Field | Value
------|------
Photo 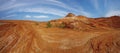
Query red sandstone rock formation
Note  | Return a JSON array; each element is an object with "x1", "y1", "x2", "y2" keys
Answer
[{"x1": 0, "y1": 14, "x2": 120, "y2": 53}]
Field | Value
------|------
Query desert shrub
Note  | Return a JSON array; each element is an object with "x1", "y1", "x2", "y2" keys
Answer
[
  {"x1": 46, "y1": 22, "x2": 52, "y2": 28},
  {"x1": 35, "y1": 22, "x2": 39, "y2": 25},
  {"x1": 59, "y1": 23, "x2": 66, "y2": 28}
]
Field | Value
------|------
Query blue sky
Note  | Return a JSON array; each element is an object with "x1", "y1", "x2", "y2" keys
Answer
[{"x1": 0, "y1": 0, "x2": 120, "y2": 21}]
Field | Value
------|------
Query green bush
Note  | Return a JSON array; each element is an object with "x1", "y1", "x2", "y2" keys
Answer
[
  {"x1": 46, "y1": 22, "x2": 52, "y2": 28},
  {"x1": 59, "y1": 23, "x2": 66, "y2": 28}
]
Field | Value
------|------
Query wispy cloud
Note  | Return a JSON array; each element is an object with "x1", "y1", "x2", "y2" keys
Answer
[
  {"x1": 104, "y1": 0, "x2": 120, "y2": 17},
  {"x1": 91, "y1": 0, "x2": 99, "y2": 10},
  {"x1": 25, "y1": 15, "x2": 49, "y2": 18},
  {"x1": 105, "y1": 10, "x2": 120, "y2": 17},
  {"x1": 1, "y1": 0, "x2": 119, "y2": 21},
  {"x1": 33, "y1": 15, "x2": 49, "y2": 18},
  {"x1": 80, "y1": 11, "x2": 91, "y2": 17},
  {"x1": 0, "y1": 0, "x2": 16, "y2": 7},
  {"x1": 0, "y1": 0, "x2": 79, "y2": 12},
  {"x1": 25, "y1": 15, "x2": 31, "y2": 18},
  {"x1": 0, "y1": 3, "x2": 28, "y2": 11},
  {"x1": 5, "y1": 14, "x2": 16, "y2": 18},
  {"x1": 19, "y1": 7, "x2": 68, "y2": 16},
  {"x1": 0, "y1": 0, "x2": 91, "y2": 17},
  {"x1": 0, "y1": 14, "x2": 16, "y2": 19},
  {"x1": 104, "y1": 0, "x2": 108, "y2": 8},
  {"x1": 38, "y1": 0, "x2": 85, "y2": 15}
]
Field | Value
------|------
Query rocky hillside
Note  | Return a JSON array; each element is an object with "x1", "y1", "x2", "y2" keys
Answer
[
  {"x1": 50, "y1": 13, "x2": 120, "y2": 30},
  {"x1": 0, "y1": 14, "x2": 120, "y2": 53}
]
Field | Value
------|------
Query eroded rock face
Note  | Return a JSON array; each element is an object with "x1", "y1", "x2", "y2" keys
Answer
[
  {"x1": 51, "y1": 15, "x2": 120, "y2": 30},
  {"x1": 89, "y1": 33, "x2": 120, "y2": 53},
  {"x1": 110, "y1": 16, "x2": 120, "y2": 28},
  {"x1": 89, "y1": 16, "x2": 120, "y2": 28}
]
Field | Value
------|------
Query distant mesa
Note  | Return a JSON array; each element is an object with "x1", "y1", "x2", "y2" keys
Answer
[{"x1": 65, "y1": 13, "x2": 76, "y2": 17}]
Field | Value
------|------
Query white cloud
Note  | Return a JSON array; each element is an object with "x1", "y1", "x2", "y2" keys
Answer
[
  {"x1": 25, "y1": 15, "x2": 49, "y2": 18},
  {"x1": 25, "y1": 15, "x2": 31, "y2": 18},
  {"x1": 104, "y1": 0, "x2": 120, "y2": 17},
  {"x1": 104, "y1": 0, "x2": 108, "y2": 8},
  {"x1": 0, "y1": 0, "x2": 16, "y2": 7},
  {"x1": 33, "y1": 15, "x2": 49, "y2": 18},
  {"x1": 1, "y1": 0, "x2": 91, "y2": 18},
  {"x1": 0, "y1": 3, "x2": 28, "y2": 11},
  {"x1": 0, "y1": 0, "x2": 75, "y2": 12},
  {"x1": 5, "y1": 14, "x2": 16, "y2": 18},
  {"x1": 105, "y1": 10, "x2": 120, "y2": 17},
  {"x1": 1, "y1": 14, "x2": 16, "y2": 19},
  {"x1": 91, "y1": 0, "x2": 99, "y2": 10},
  {"x1": 19, "y1": 8, "x2": 68, "y2": 16},
  {"x1": 80, "y1": 11, "x2": 91, "y2": 17},
  {"x1": 30, "y1": 0, "x2": 83, "y2": 13},
  {"x1": 0, "y1": 0, "x2": 84, "y2": 15}
]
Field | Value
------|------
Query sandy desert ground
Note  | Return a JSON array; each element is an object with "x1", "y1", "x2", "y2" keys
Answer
[{"x1": 0, "y1": 14, "x2": 120, "y2": 53}]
